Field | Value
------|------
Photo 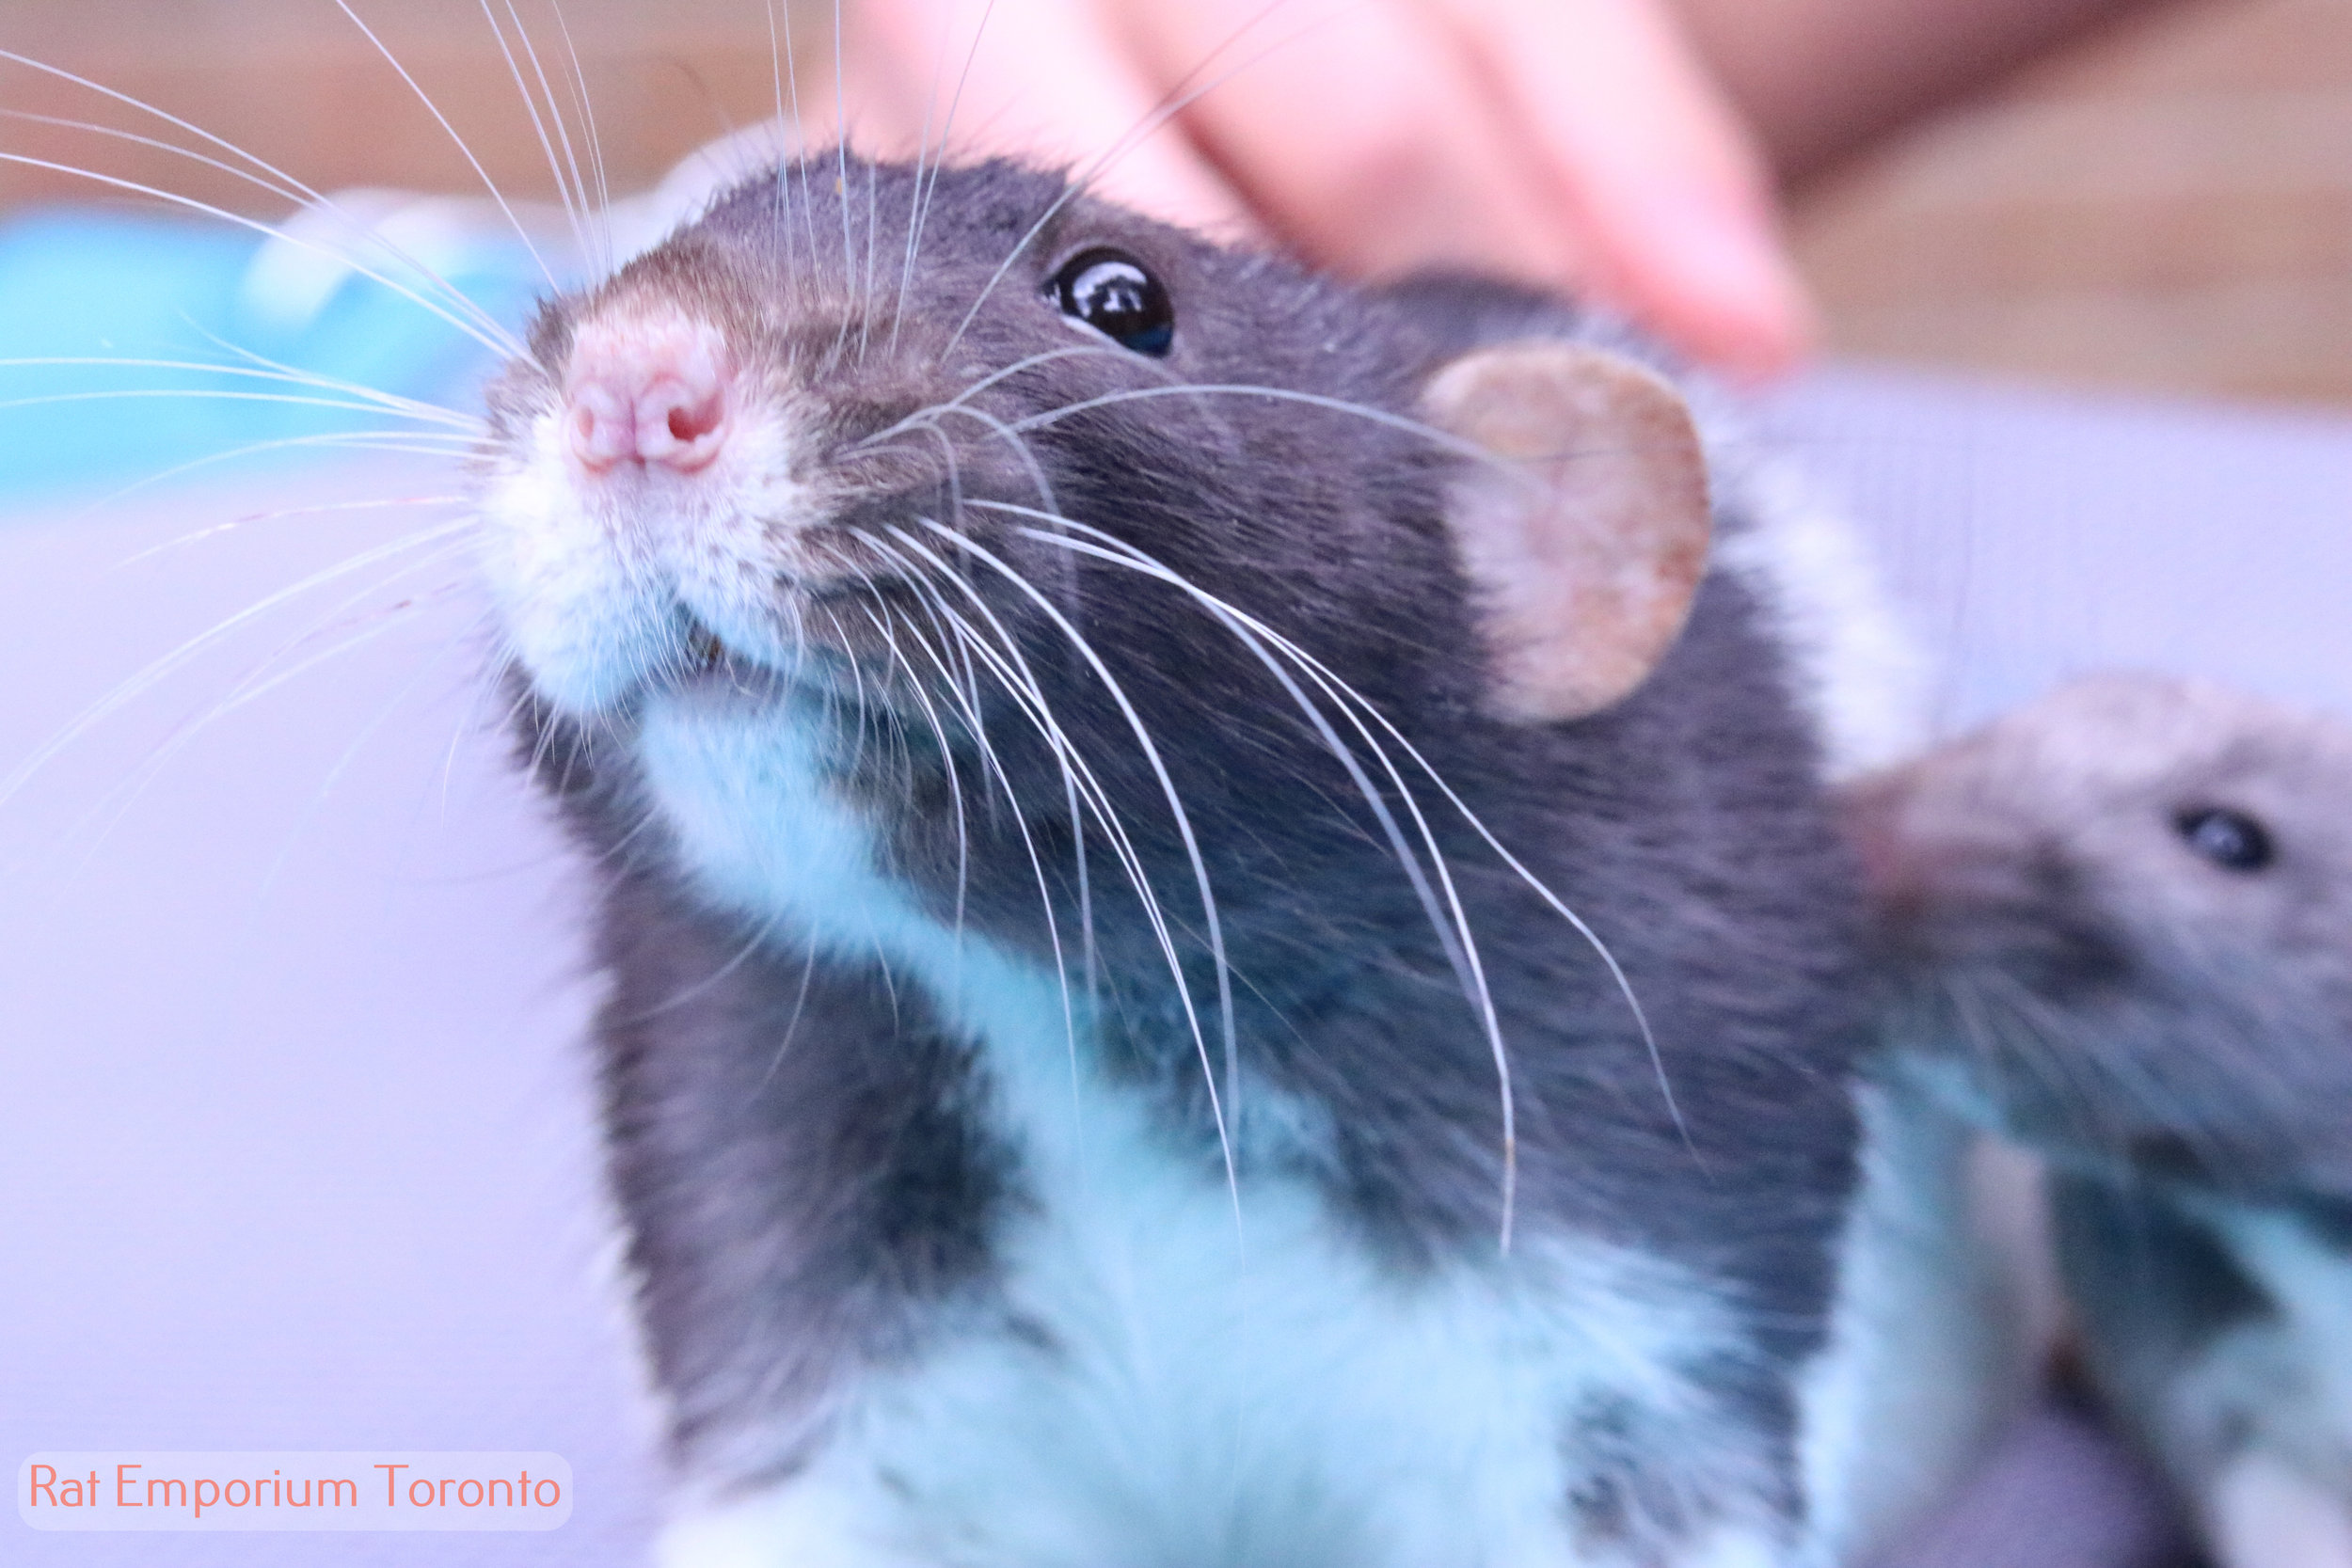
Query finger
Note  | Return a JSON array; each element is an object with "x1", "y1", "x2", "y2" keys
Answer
[
  {"x1": 1118, "y1": 0, "x2": 1593, "y2": 287},
  {"x1": 832, "y1": 0, "x2": 1255, "y2": 237},
  {"x1": 1445, "y1": 0, "x2": 1814, "y2": 377}
]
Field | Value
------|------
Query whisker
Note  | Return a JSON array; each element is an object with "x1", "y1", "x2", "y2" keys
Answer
[
  {"x1": 329, "y1": 0, "x2": 562, "y2": 292},
  {"x1": 250, "y1": 594, "x2": 505, "y2": 900},
  {"x1": 758, "y1": 0, "x2": 797, "y2": 273},
  {"x1": 0, "y1": 388, "x2": 481, "y2": 427},
  {"x1": 0, "y1": 515, "x2": 478, "y2": 810},
  {"x1": 976, "y1": 502, "x2": 1523, "y2": 1238},
  {"x1": 0, "y1": 357, "x2": 483, "y2": 432},
  {"x1": 539, "y1": 0, "x2": 612, "y2": 267},
  {"x1": 832, "y1": 0, "x2": 857, "y2": 361},
  {"x1": 0, "y1": 55, "x2": 516, "y2": 347},
  {"x1": 488, "y1": 0, "x2": 596, "y2": 262},
  {"x1": 1009, "y1": 382, "x2": 1497, "y2": 467},
  {"x1": 898, "y1": 518, "x2": 1243, "y2": 1214},
  {"x1": 891, "y1": 0, "x2": 1004, "y2": 356},
  {"x1": 0, "y1": 152, "x2": 521, "y2": 358},
  {"x1": 863, "y1": 545, "x2": 1091, "y2": 1149},
  {"x1": 119, "y1": 493, "x2": 472, "y2": 567},
  {"x1": 991, "y1": 501, "x2": 1689, "y2": 1212},
  {"x1": 42, "y1": 432, "x2": 475, "y2": 538},
  {"x1": 63, "y1": 536, "x2": 481, "y2": 860},
  {"x1": 850, "y1": 344, "x2": 1133, "y2": 452},
  {"x1": 870, "y1": 528, "x2": 1208, "y2": 1185}
]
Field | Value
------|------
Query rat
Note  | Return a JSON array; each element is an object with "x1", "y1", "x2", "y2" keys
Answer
[
  {"x1": 1845, "y1": 672, "x2": 2352, "y2": 1568},
  {"x1": 471, "y1": 148, "x2": 1949, "y2": 1567}
]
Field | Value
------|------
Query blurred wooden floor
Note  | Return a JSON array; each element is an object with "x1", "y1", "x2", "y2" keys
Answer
[
  {"x1": 3, "y1": 0, "x2": 2347, "y2": 404},
  {"x1": 1790, "y1": 0, "x2": 2352, "y2": 404}
]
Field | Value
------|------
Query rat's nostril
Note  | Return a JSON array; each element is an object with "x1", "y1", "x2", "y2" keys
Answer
[
  {"x1": 665, "y1": 388, "x2": 725, "y2": 446},
  {"x1": 562, "y1": 310, "x2": 734, "y2": 475},
  {"x1": 567, "y1": 380, "x2": 638, "y2": 472}
]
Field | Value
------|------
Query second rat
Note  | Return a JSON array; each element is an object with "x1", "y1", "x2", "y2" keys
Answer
[{"x1": 1850, "y1": 673, "x2": 2352, "y2": 1568}]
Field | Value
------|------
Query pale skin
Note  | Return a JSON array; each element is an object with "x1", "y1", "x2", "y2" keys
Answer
[{"x1": 818, "y1": 0, "x2": 2185, "y2": 380}]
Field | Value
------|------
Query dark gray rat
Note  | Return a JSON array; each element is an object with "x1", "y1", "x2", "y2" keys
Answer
[
  {"x1": 1847, "y1": 672, "x2": 2352, "y2": 1568},
  {"x1": 473, "y1": 149, "x2": 1919, "y2": 1567}
]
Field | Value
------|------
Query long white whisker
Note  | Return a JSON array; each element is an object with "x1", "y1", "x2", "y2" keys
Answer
[
  {"x1": 977, "y1": 503, "x2": 1521, "y2": 1240},
  {"x1": 993, "y1": 502, "x2": 1689, "y2": 1196},
  {"x1": 770, "y1": 0, "x2": 825, "y2": 271},
  {"x1": 864, "y1": 545, "x2": 1090, "y2": 1154},
  {"x1": 0, "y1": 388, "x2": 478, "y2": 424},
  {"x1": 850, "y1": 345, "x2": 1134, "y2": 452},
  {"x1": 0, "y1": 55, "x2": 516, "y2": 347},
  {"x1": 898, "y1": 519, "x2": 1243, "y2": 1214},
  {"x1": 328, "y1": 0, "x2": 562, "y2": 292},
  {"x1": 758, "y1": 0, "x2": 797, "y2": 271},
  {"x1": 0, "y1": 357, "x2": 483, "y2": 432},
  {"x1": 0, "y1": 153, "x2": 521, "y2": 358},
  {"x1": 250, "y1": 594, "x2": 503, "y2": 899},
  {"x1": 833, "y1": 0, "x2": 856, "y2": 329},
  {"x1": 1011, "y1": 382, "x2": 1496, "y2": 467},
  {"x1": 120, "y1": 493, "x2": 472, "y2": 567},
  {"x1": 59, "y1": 535, "x2": 480, "y2": 858},
  {"x1": 492, "y1": 0, "x2": 595, "y2": 261},
  {"x1": 536, "y1": 0, "x2": 612, "y2": 266},
  {"x1": 893, "y1": 0, "x2": 1003, "y2": 356},
  {"x1": 0, "y1": 515, "x2": 478, "y2": 809},
  {"x1": 873, "y1": 527, "x2": 1218, "y2": 1204},
  {"x1": 42, "y1": 433, "x2": 476, "y2": 537}
]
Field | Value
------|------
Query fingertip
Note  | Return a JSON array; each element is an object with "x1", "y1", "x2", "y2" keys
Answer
[{"x1": 1636, "y1": 195, "x2": 1818, "y2": 383}]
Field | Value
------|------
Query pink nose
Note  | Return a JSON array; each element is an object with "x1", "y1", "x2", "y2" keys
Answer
[{"x1": 564, "y1": 312, "x2": 733, "y2": 474}]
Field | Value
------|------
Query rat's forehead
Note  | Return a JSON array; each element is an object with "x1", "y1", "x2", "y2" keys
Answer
[
  {"x1": 692, "y1": 155, "x2": 1081, "y2": 265},
  {"x1": 1985, "y1": 674, "x2": 2352, "y2": 800}
]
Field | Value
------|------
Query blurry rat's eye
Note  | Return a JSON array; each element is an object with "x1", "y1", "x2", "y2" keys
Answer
[
  {"x1": 2177, "y1": 807, "x2": 2274, "y2": 871},
  {"x1": 1047, "y1": 249, "x2": 1173, "y2": 356}
]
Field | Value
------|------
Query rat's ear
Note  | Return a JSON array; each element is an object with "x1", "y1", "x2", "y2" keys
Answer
[{"x1": 1423, "y1": 341, "x2": 1711, "y2": 724}]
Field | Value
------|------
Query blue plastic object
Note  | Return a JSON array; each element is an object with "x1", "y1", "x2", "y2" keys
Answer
[{"x1": 0, "y1": 209, "x2": 542, "y2": 499}]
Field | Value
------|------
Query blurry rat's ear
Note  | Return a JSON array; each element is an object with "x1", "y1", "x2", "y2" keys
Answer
[{"x1": 1423, "y1": 341, "x2": 1711, "y2": 724}]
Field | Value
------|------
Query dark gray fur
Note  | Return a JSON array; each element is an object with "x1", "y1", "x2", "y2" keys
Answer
[{"x1": 491, "y1": 154, "x2": 1868, "y2": 1531}]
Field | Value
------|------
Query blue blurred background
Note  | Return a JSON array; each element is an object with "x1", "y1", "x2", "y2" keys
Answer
[{"x1": 0, "y1": 211, "x2": 536, "y2": 497}]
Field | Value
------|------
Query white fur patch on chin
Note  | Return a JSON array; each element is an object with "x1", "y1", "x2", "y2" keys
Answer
[
  {"x1": 476, "y1": 383, "x2": 818, "y2": 717},
  {"x1": 477, "y1": 416, "x2": 685, "y2": 714}
]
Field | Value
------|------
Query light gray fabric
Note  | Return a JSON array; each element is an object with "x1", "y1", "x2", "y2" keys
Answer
[{"x1": 11, "y1": 364, "x2": 2349, "y2": 1563}]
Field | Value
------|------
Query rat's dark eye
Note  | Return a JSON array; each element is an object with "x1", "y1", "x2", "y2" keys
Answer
[
  {"x1": 2176, "y1": 807, "x2": 2274, "y2": 871},
  {"x1": 1047, "y1": 248, "x2": 1173, "y2": 356}
]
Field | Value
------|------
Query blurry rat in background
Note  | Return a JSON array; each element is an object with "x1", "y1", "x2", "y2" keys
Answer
[{"x1": 1850, "y1": 674, "x2": 2352, "y2": 1568}]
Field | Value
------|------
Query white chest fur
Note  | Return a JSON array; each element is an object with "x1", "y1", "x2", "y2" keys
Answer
[{"x1": 637, "y1": 699, "x2": 1784, "y2": 1568}]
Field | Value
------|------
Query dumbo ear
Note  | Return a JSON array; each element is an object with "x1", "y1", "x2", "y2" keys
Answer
[{"x1": 1422, "y1": 341, "x2": 1711, "y2": 724}]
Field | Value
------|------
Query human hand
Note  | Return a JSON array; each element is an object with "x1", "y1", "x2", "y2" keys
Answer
[{"x1": 826, "y1": 0, "x2": 1811, "y2": 379}]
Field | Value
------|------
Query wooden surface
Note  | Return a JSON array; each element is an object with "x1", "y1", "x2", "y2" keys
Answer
[
  {"x1": 4, "y1": 0, "x2": 2348, "y2": 404},
  {"x1": 1789, "y1": 0, "x2": 2352, "y2": 404},
  {"x1": 0, "y1": 0, "x2": 801, "y2": 217}
]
